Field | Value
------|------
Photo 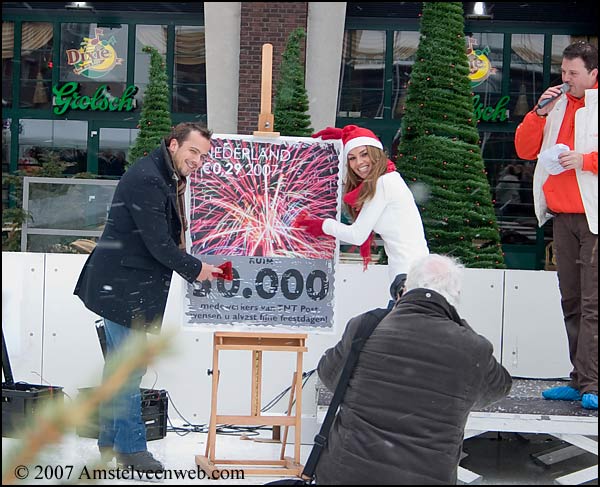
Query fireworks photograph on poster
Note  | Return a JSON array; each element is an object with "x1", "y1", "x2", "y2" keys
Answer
[{"x1": 189, "y1": 137, "x2": 340, "y2": 259}]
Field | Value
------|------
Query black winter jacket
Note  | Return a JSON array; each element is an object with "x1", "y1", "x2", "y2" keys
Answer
[
  {"x1": 316, "y1": 288, "x2": 512, "y2": 485},
  {"x1": 74, "y1": 142, "x2": 203, "y2": 332}
]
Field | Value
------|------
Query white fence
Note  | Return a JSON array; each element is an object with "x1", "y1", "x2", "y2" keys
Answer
[{"x1": 2, "y1": 252, "x2": 570, "y2": 427}]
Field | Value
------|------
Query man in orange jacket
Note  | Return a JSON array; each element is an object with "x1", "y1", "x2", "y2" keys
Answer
[{"x1": 515, "y1": 41, "x2": 597, "y2": 410}]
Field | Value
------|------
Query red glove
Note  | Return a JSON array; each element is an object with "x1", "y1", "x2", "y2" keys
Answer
[
  {"x1": 213, "y1": 261, "x2": 233, "y2": 281},
  {"x1": 293, "y1": 210, "x2": 326, "y2": 238},
  {"x1": 312, "y1": 127, "x2": 343, "y2": 140}
]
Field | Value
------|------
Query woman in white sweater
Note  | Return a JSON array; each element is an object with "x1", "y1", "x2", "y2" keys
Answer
[{"x1": 295, "y1": 125, "x2": 429, "y2": 299}]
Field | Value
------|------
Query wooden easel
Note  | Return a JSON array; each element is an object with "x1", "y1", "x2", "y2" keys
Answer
[
  {"x1": 195, "y1": 331, "x2": 308, "y2": 477},
  {"x1": 253, "y1": 43, "x2": 280, "y2": 137}
]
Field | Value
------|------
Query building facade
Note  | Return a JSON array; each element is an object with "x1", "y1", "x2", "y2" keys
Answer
[{"x1": 2, "y1": 2, "x2": 597, "y2": 268}]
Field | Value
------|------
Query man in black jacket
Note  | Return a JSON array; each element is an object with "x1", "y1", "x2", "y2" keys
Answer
[
  {"x1": 74, "y1": 122, "x2": 223, "y2": 471},
  {"x1": 316, "y1": 254, "x2": 512, "y2": 485}
]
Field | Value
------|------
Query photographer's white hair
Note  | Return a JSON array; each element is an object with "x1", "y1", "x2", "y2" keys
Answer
[{"x1": 404, "y1": 254, "x2": 464, "y2": 307}]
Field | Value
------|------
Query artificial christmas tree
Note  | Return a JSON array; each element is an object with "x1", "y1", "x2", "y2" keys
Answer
[
  {"x1": 273, "y1": 28, "x2": 313, "y2": 136},
  {"x1": 396, "y1": 2, "x2": 504, "y2": 268},
  {"x1": 128, "y1": 46, "x2": 172, "y2": 167}
]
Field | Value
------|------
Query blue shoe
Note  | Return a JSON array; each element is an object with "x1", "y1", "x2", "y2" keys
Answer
[
  {"x1": 542, "y1": 386, "x2": 581, "y2": 401},
  {"x1": 581, "y1": 393, "x2": 598, "y2": 410}
]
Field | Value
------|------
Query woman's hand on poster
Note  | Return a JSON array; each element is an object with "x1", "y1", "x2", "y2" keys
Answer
[{"x1": 293, "y1": 210, "x2": 326, "y2": 237}]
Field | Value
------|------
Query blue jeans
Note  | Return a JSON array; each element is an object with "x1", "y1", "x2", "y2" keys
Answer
[{"x1": 98, "y1": 318, "x2": 147, "y2": 454}]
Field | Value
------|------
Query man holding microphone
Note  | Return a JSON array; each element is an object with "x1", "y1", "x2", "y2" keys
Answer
[{"x1": 515, "y1": 41, "x2": 597, "y2": 410}]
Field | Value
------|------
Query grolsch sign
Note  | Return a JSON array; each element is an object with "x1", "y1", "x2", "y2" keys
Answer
[{"x1": 52, "y1": 82, "x2": 137, "y2": 115}]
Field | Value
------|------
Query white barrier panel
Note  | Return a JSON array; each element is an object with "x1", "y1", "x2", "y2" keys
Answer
[
  {"x1": 1, "y1": 253, "x2": 571, "y2": 425},
  {"x1": 502, "y1": 270, "x2": 571, "y2": 378},
  {"x1": 42, "y1": 253, "x2": 105, "y2": 394},
  {"x1": 460, "y1": 268, "x2": 505, "y2": 362},
  {"x1": 2, "y1": 252, "x2": 45, "y2": 385}
]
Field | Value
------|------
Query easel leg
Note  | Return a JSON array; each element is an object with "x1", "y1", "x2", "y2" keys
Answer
[
  {"x1": 251, "y1": 351, "x2": 263, "y2": 416},
  {"x1": 205, "y1": 345, "x2": 220, "y2": 460},
  {"x1": 294, "y1": 352, "x2": 304, "y2": 463},
  {"x1": 280, "y1": 372, "x2": 297, "y2": 460}
]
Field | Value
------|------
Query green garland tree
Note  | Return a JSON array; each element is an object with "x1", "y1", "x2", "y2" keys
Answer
[
  {"x1": 128, "y1": 46, "x2": 172, "y2": 167},
  {"x1": 274, "y1": 28, "x2": 313, "y2": 136},
  {"x1": 396, "y1": 2, "x2": 504, "y2": 268}
]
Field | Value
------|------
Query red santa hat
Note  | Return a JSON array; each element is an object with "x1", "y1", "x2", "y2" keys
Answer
[
  {"x1": 312, "y1": 125, "x2": 383, "y2": 162},
  {"x1": 341, "y1": 125, "x2": 383, "y2": 161},
  {"x1": 312, "y1": 125, "x2": 383, "y2": 163}
]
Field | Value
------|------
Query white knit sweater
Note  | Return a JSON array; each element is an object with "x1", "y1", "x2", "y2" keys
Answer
[{"x1": 323, "y1": 172, "x2": 429, "y2": 284}]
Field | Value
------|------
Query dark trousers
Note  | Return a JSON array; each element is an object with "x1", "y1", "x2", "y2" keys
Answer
[{"x1": 553, "y1": 213, "x2": 598, "y2": 394}]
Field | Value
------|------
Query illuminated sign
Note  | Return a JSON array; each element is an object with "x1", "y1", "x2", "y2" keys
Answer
[
  {"x1": 65, "y1": 28, "x2": 124, "y2": 79},
  {"x1": 466, "y1": 37, "x2": 497, "y2": 87},
  {"x1": 52, "y1": 82, "x2": 137, "y2": 115},
  {"x1": 473, "y1": 95, "x2": 509, "y2": 122}
]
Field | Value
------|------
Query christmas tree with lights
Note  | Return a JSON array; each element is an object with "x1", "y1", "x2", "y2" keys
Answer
[
  {"x1": 396, "y1": 2, "x2": 504, "y2": 268},
  {"x1": 274, "y1": 28, "x2": 313, "y2": 136},
  {"x1": 128, "y1": 46, "x2": 172, "y2": 167}
]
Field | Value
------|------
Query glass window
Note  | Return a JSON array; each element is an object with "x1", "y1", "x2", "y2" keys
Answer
[
  {"x1": 480, "y1": 132, "x2": 537, "y2": 245},
  {"x1": 19, "y1": 22, "x2": 53, "y2": 109},
  {"x1": 551, "y1": 35, "x2": 575, "y2": 85},
  {"x1": 2, "y1": 118, "x2": 10, "y2": 173},
  {"x1": 466, "y1": 33, "x2": 504, "y2": 108},
  {"x1": 21, "y1": 177, "x2": 118, "y2": 253},
  {"x1": 59, "y1": 23, "x2": 128, "y2": 99},
  {"x1": 134, "y1": 24, "x2": 167, "y2": 109},
  {"x1": 18, "y1": 119, "x2": 88, "y2": 175},
  {"x1": 173, "y1": 25, "x2": 206, "y2": 114},
  {"x1": 509, "y1": 34, "x2": 544, "y2": 121},
  {"x1": 98, "y1": 127, "x2": 139, "y2": 177},
  {"x1": 26, "y1": 180, "x2": 115, "y2": 230},
  {"x1": 338, "y1": 30, "x2": 385, "y2": 119},
  {"x1": 2, "y1": 22, "x2": 14, "y2": 108},
  {"x1": 2, "y1": 118, "x2": 11, "y2": 208},
  {"x1": 392, "y1": 31, "x2": 419, "y2": 119}
]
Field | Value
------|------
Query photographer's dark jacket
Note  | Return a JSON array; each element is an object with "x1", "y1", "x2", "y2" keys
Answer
[
  {"x1": 74, "y1": 142, "x2": 202, "y2": 332},
  {"x1": 316, "y1": 288, "x2": 512, "y2": 485}
]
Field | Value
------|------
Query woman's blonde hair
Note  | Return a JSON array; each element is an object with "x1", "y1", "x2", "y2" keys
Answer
[{"x1": 344, "y1": 145, "x2": 389, "y2": 218}]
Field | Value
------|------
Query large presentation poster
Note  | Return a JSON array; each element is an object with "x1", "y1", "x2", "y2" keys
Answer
[{"x1": 184, "y1": 135, "x2": 342, "y2": 329}]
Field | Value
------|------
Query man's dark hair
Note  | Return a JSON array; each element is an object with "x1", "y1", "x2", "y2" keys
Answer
[
  {"x1": 166, "y1": 122, "x2": 212, "y2": 146},
  {"x1": 563, "y1": 41, "x2": 598, "y2": 73}
]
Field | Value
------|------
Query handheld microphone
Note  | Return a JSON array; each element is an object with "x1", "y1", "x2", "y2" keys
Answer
[{"x1": 537, "y1": 83, "x2": 569, "y2": 109}]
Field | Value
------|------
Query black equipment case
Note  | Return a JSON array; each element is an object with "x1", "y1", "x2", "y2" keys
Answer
[{"x1": 2, "y1": 328, "x2": 64, "y2": 438}]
